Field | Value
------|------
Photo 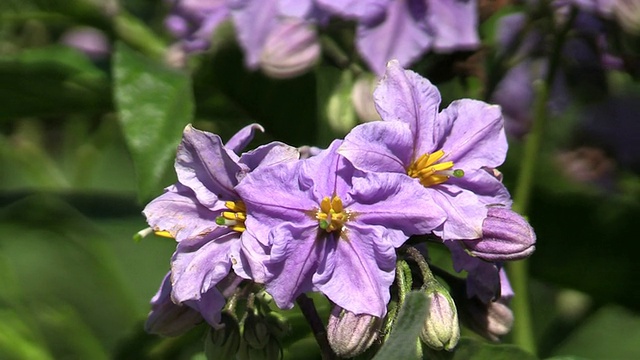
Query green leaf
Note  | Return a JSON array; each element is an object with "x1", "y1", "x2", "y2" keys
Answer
[
  {"x1": 422, "y1": 337, "x2": 538, "y2": 360},
  {"x1": 113, "y1": 42, "x2": 194, "y2": 201},
  {"x1": 549, "y1": 305, "x2": 640, "y2": 359},
  {"x1": 374, "y1": 291, "x2": 430, "y2": 360},
  {"x1": 0, "y1": 46, "x2": 111, "y2": 120}
]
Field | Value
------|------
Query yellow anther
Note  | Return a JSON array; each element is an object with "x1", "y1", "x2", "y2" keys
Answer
[
  {"x1": 154, "y1": 230, "x2": 174, "y2": 238},
  {"x1": 408, "y1": 150, "x2": 462, "y2": 187},
  {"x1": 216, "y1": 200, "x2": 247, "y2": 233},
  {"x1": 316, "y1": 195, "x2": 350, "y2": 233}
]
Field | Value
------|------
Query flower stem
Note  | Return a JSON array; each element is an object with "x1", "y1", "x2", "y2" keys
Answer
[
  {"x1": 507, "y1": 76, "x2": 548, "y2": 357},
  {"x1": 508, "y1": 8, "x2": 576, "y2": 354},
  {"x1": 296, "y1": 294, "x2": 337, "y2": 360}
]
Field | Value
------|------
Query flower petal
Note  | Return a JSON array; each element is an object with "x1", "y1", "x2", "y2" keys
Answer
[
  {"x1": 316, "y1": 0, "x2": 391, "y2": 24},
  {"x1": 176, "y1": 125, "x2": 242, "y2": 206},
  {"x1": 170, "y1": 232, "x2": 238, "y2": 303},
  {"x1": 438, "y1": 100, "x2": 507, "y2": 169},
  {"x1": 357, "y1": 4, "x2": 432, "y2": 75},
  {"x1": 349, "y1": 172, "x2": 446, "y2": 244},
  {"x1": 239, "y1": 141, "x2": 300, "y2": 172},
  {"x1": 374, "y1": 60, "x2": 441, "y2": 156},
  {"x1": 431, "y1": 187, "x2": 487, "y2": 240},
  {"x1": 145, "y1": 273, "x2": 203, "y2": 336},
  {"x1": 225, "y1": 123, "x2": 264, "y2": 154},
  {"x1": 339, "y1": 121, "x2": 413, "y2": 173},
  {"x1": 263, "y1": 224, "x2": 323, "y2": 310},
  {"x1": 230, "y1": 0, "x2": 279, "y2": 68},
  {"x1": 143, "y1": 183, "x2": 228, "y2": 242},
  {"x1": 315, "y1": 223, "x2": 396, "y2": 317},
  {"x1": 428, "y1": 0, "x2": 480, "y2": 52}
]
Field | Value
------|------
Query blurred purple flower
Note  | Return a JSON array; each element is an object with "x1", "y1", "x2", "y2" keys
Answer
[
  {"x1": 340, "y1": 60, "x2": 511, "y2": 240},
  {"x1": 229, "y1": 0, "x2": 326, "y2": 69},
  {"x1": 165, "y1": 0, "x2": 231, "y2": 52},
  {"x1": 259, "y1": 18, "x2": 321, "y2": 78},
  {"x1": 235, "y1": 140, "x2": 446, "y2": 317},
  {"x1": 143, "y1": 124, "x2": 298, "y2": 327},
  {"x1": 145, "y1": 273, "x2": 204, "y2": 336},
  {"x1": 319, "y1": 0, "x2": 480, "y2": 75},
  {"x1": 60, "y1": 27, "x2": 110, "y2": 60}
]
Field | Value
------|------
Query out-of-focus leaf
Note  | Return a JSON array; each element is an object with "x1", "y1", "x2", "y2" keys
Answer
[
  {"x1": 0, "y1": 194, "x2": 144, "y2": 354},
  {"x1": 113, "y1": 42, "x2": 194, "y2": 201},
  {"x1": 0, "y1": 310, "x2": 53, "y2": 360},
  {"x1": 0, "y1": 46, "x2": 111, "y2": 120},
  {"x1": 316, "y1": 66, "x2": 357, "y2": 146},
  {"x1": 283, "y1": 337, "x2": 322, "y2": 360},
  {"x1": 374, "y1": 291, "x2": 430, "y2": 360},
  {"x1": 549, "y1": 305, "x2": 640, "y2": 359},
  {"x1": 423, "y1": 337, "x2": 538, "y2": 360}
]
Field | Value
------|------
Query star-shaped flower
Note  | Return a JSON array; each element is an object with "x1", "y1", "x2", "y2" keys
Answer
[
  {"x1": 235, "y1": 140, "x2": 445, "y2": 317},
  {"x1": 143, "y1": 124, "x2": 298, "y2": 327},
  {"x1": 339, "y1": 60, "x2": 511, "y2": 240}
]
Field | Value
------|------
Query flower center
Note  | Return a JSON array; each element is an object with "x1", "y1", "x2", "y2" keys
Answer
[
  {"x1": 407, "y1": 150, "x2": 464, "y2": 187},
  {"x1": 215, "y1": 200, "x2": 247, "y2": 232},
  {"x1": 316, "y1": 196, "x2": 350, "y2": 233}
]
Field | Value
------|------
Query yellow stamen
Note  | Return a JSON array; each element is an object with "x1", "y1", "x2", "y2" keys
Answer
[
  {"x1": 316, "y1": 196, "x2": 350, "y2": 233},
  {"x1": 216, "y1": 200, "x2": 246, "y2": 232},
  {"x1": 154, "y1": 230, "x2": 174, "y2": 238},
  {"x1": 407, "y1": 150, "x2": 463, "y2": 187}
]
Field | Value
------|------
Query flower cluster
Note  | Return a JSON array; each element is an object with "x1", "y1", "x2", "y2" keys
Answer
[
  {"x1": 165, "y1": 0, "x2": 481, "y2": 77},
  {"x1": 143, "y1": 60, "x2": 535, "y2": 357}
]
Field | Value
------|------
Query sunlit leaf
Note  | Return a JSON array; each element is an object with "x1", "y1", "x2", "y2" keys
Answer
[{"x1": 113, "y1": 42, "x2": 194, "y2": 201}]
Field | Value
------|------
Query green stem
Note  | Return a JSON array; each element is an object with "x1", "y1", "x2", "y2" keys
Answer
[
  {"x1": 508, "y1": 9, "x2": 577, "y2": 354},
  {"x1": 507, "y1": 76, "x2": 548, "y2": 357}
]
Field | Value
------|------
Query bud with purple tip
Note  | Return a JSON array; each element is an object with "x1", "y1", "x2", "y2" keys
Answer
[
  {"x1": 463, "y1": 207, "x2": 536, "y2": 261},
  {"x1": 326, "y1": 306, "x2": 382, "y2": 358},
  {"x1": 420, "y1": 283, "x2": 460, "y2": 351}
]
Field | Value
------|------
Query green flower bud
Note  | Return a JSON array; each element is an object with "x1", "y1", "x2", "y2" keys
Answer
[
  {"x1": 205, "y1": 313, "x2": 241, "y2": 360},
  {"x1": 243, "y1": 312, "x2": 270, "y2": 350},
  {"x1": 326, "y1": 306, "x2": 382, "y2": 358},
  {"x1": 420, "y1": 284, "x2": 460, "y2": 351}
]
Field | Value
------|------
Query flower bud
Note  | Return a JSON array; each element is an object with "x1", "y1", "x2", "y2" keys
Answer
[
  {"x1": 259, "y1": 19, "x2": 320, "y2": 79},
  {"x1": 351, "y1": 75, "x2": 382, "y2": 122},
  {"x1": 145, "y1": 274, "x2": 202, "y2": 336},
  {"x1": 205, "y1": 312, "x2": 241, "y2": 359},
  {"x1": 242, "y1": 312, "x2": 271, "y2": 349},
  {"x1": 420, "y1": 284, "x2": 460, "y2": 351},
  {"x1": 236, "y1": 311, "x2": 283, "y2": 360},
  {"x1": 326, "y1": 306, "x2": 382, "y2": 358},
  {"x1": 458, "y1": 295, "x2": 514, "y2": 342},
  {"x1": 463, "y1": 207, "x2": 536, "y2": 261}
]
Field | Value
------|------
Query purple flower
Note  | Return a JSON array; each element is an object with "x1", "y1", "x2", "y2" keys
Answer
[
  {"x1": 339, "y1": 60, "x2": 511, "y2": 240},
  {"x1": 165, "y1": 0, "x2": 231, "y2": 52},
  {"x1": 319, "y1": 0, "x2": 480, "y2": 75},
  {"x1": 60, "y1": 27, "x2": 110, "y2": 60},
  {"x1": 229, "y1": 0, "x2": 326, "y2": 69},
  {"x1": 143, "y1": 124, "x2": 298, "y2": 327},
  {"x1": 145, "y1": 273, "x2": 203, "y2": 336},
  {"x1": 235, "y1": 141, "x2": 446, "y2": 317},
  {"x1": 259, "y1": 18, "x2": 321, "y2": 78}
]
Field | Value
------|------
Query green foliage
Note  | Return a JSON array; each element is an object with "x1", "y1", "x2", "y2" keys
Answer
[
  {"x1": 423, "y1": 337, "x2": 538, "y2": 360},
  {"x1": 0, "y1": 46, "x2": 111, "y2": 120},
  {"x1": 113, "y1": 42, "x2": 194, "y2": 201},
  {"x1": 374, "y1": 291, "x2": 430, "y2": 360}
]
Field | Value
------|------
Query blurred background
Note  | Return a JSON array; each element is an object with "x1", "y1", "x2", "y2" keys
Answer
[{"x1": 1, "y1": 0, "x2": 640, "y2": 359}]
